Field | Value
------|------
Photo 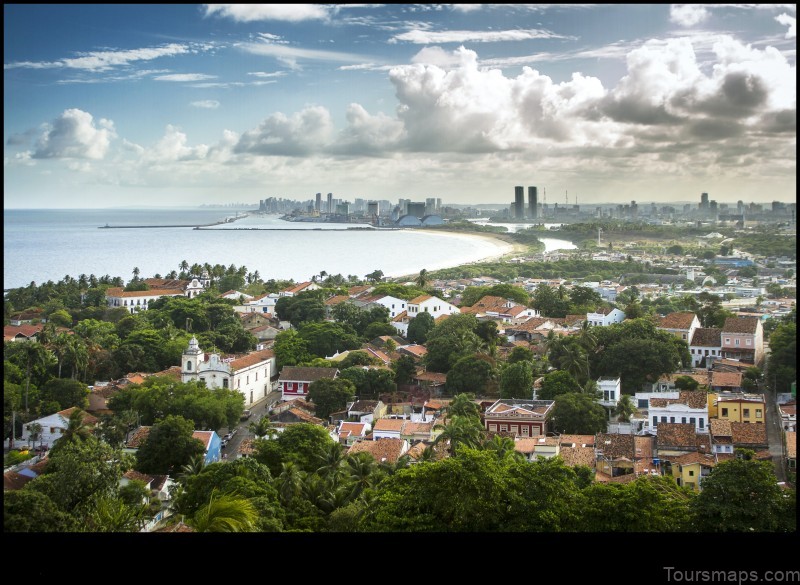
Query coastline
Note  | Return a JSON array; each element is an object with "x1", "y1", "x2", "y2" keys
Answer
[{"x1": 389, "y1": 229, "x2": 528, "y2": 281}]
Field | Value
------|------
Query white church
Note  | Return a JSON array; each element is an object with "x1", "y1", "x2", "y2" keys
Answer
[{"x1": 181, "y1": 337, "x2": 276, "y2": 407}]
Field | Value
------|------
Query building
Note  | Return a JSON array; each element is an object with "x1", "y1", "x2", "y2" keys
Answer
[
  {"x1": 20, "y1": 407, "x2": 98, "y2": 450},
  {"x1": 483, "y1": 399, "x2": 554, "y2": 437},
  {"x1": 649, "y1": 391, "x2": 709, "y2": 433},
  {"x1": 528, "y1": 186, "x2": 538, "y2": 219},
  {"x1": 278, "y1": 366, "x2": 339, "y2": 401},
  {"x1": 347, "y1": 437, "x2": 410, "y2": 463},
  {"x1": 105, "y1": 277, "x2": 205, "y2": 314},
  {"x1": 669, "y1": 451, "x2": 718, "y2": 492},
  {"x1": 406, "y1": 295, "x2": 460, "y2": 319},
  {"x1": 181, "y1": 337, "x2": 275, "y2": 407},
  {"x1": 657, "y1": 312, "x2": 701, "y2": 343},
  {"x1": 689, "y1": 327, "x2": 722, "y2": 367},
  {"x1": 514, "y1": 186, "x2": 525, "y2": 219},
  {"x1": 586, "y1": 307, "x2": 625, "y2": 327},
  {"x1": 709, "y1": 392, "x2": 766, "y2": 424},
  {"x1": 720, "y1": 316, "x2": 764, "y2": 365}
]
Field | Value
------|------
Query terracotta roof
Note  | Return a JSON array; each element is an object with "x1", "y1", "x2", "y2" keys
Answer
[
  {"x1": 779, "y1": 402, "x2": 796, "y2": 417},
  {"x1": 651, "y1": 389, "x2": 708, "y2": 408},
  {"x1": 57, "y1": 407, "x2": 98, "y2": 426},
  {"x1": 238, "y1": 438, "x2": 257, "y2": 456},
  {"x1": 286, "y1": 408, "x2": 324, "y2": 424},
  {"x1": 786, "y1": 431, "x2": 796, "y2": 459},
  {"x1": 731, "y1": 422, "x2": 768, "y2": 446},
  {"x1": 348, "y1": 285, "x2": 374, "y2": 297},
  {"x1": 710, "y1": 418, "x2": 733, "y2": 437},
  {"x1": 634, "y1": 435, "x2": 654, "y2": 460},
  {"x1": 144, "y1": 278, "x2": 190, "y2": 289},
  {"x1": 596, "y1": 433, "x2": 635, "y2": 459},
  {"x1": 105, "y1": 287, "x2": 185, "y2": 298},
  {"x1": 324, "y1": 295, "x2": 351, "y2": 306},
  {"x1": 4, "y1": 471, "x2": 35, "y2": 491},
  {"x1": 402, "y1": 421, "x2": 433, "y2": 436},
  {"x1": 391, "y1": 310, "x2": 408, "y2": 322},
  {"x1": 711, "y1": 371, "x2": 743, "y2": 388},
  {"x1": 408, "y1": 295, "x2": 433, "y2": 304},
  {"x1": 690, "y1": 327, "x2": 721, "y2": 347},
  {"x1": 126, "y1": 426, "x2": 152, "y2": 448},
  {"x1": 192, "y1": 430, "x2": 214, "y2": 450},
  {"x1": 405, "y1": 441, "x2": 429, "y2": 460},
  {"x1": 349, "y1": 400, "x2": 379, "y2": 413},
  {"x1": 656, "y1": 423, "x2": 702, "y2": 450},
  {"x1": 658, "y1": 312, "x2": 698, "y2": 330},
  {"x1": 278, "y1": 366, "x2": 338, "y2": 382},
  {"x1": 123, "y1": 469, "x2": 154, "y2": 485},
  {"x1": 3, "y1": 324, "x2": 44, "y2": 341},
  {"x1": 413, "y1": 370, "x2": 447, "y2": 384},
  {"x1": 460, "y1": 295, "x2": 511, "y2": 314},
  {"x1": 347, "y1": 438, "x2": 407, "y2": 463},
  {"x1": 669, "y1": 451, "x2": 718, "y2": 467},
  {"x1": 339, "y1": 422, "x2": 368, "y2": 436},
  {"x1": 423, "y1": 400, "x2": 450, "y2": 410},
  {"x1": 722, "y1": 316, "x2": 760, "y2": 334},
  {"x1": 230, "y1": 348, "x2": 275, "y2": 371},
  {"x1": 560, "y1": 434, "x2": 595, "y2": 447},
  {"x1": 399, "y1": 344, "x2": 427, "y2": 357},
  {"x1": 284, "y1": 281, "x2": 314, "y2": 294},
  {"x1": 373, "y1": 418, "x2": 405, "y2": 432},
  {"x1": 486, "y1": 399, "x2": 553, "y2": 418},
  {"x1": 508, "y1": 317, "x2": 554, "y2": 332},
  {"x1": 559, "y1": 446, "x2": 596, "y2": 467}
]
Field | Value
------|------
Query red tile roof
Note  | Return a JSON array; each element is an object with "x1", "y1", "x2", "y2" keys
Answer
[
  {"x1": 722, "y1": 316, "x2": 760, "y2": 334},
  {"x1": 408, "y1": 295, "x2": 433, "y2": 304},
  {"x1": 230, "y1": 348, "x2": 275, "y2": 371},
  {"x1": 659, "y1": 312, "x2": 698, "y2": 330},
  {"x1": 347, "y1": 438, "x2": 407, "y2": 462}
]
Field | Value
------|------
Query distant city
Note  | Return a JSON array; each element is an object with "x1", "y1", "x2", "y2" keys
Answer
[{"x1": 203, "y1": 188, "x2": 797, "y2": 229}]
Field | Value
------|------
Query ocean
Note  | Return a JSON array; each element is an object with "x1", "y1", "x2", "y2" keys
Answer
[{"x1": 3, "y1": 208, "x2": 575, "y2": 290}]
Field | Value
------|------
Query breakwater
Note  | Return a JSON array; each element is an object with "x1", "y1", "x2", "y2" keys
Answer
[{"x1": 99, "y1": 213, "x2": 248, "y2": 229}]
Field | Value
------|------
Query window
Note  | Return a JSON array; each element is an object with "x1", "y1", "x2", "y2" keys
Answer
[
  {"x1": 721, "y1": 408, "x2": 728, "y2": 417},
  {"x1": 500, "y1": 424, "x2": 508, "y2": 432},
  {"x1": 735, "y1": 339, "x2": 740, "y2": 346},
  {"x1": 725, "y1": 338, "x2": 731, "y2": 344},
  {"x1": 510, "y1": 425, "x2": 519, "y2": 434},
  {"x1": 690, "y1": 417, "x2": 696, "y2": 425},
  {"x1": 689, "y1": 470, "x2": 695, "y2": 477},
  {"x1": 237, "y1": 379, "x2": 240, "y2": 389},
  {"x1": 746, "y1": 339, "x2": 751, "y2": 345},
  {"x1": 670, "y1": 417, "x2": 675, "y2": 423},
  {"x1": 699, "y1": 419, "x2": 704, "y2": 429},
  {"x1": 661, "y1": 416, "x2": 667, "y2": 423},
  {"x1": 639, "y1": 399, "x2": 649, "y2": 408},
  {"x1": 756, "y1": 409, "x2": 762, "y2": 418},
  {"x1": 255, "y1": 372, "x2": 258, "y2": 381},
  {"x1": 50, "y1": 427, "x2": 57, "y2": 434},
  {"x1": 186, "y1": 361, "x2": 192, "y2": 371},
  {"x1": 489, "y1": 424, "x2": 497, "y2": 432},
  {"x1": 653, "y1": 416, "x2": 658, "y2": 427},
  {"x1": 743, "y1": 408, "x2": 750, "y2": 417},
  {"x1": 521, "y1": 426, "x2": 529, "y2": 436},
  {"x1": 681, "y1": 417, "x2": 687, "y2": 424},
  {"x1": 222, "y1": 378, "x2": 228, "y2": 389}
]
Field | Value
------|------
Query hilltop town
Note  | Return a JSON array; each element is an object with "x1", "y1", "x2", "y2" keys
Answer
[{"x1": 3, "y1": 211, "x2": 796, "y2": 534}]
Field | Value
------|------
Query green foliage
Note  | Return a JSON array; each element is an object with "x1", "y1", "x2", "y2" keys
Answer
[
  {"x1": 108, "y1": 376, "x2": 244, "y2": 430},
  {"x1": 446, "y1": 354, "x2": 496, "y2": 395},
  {"x1": 255, "y1": 423, "x2": 337, "y2": 476},
  {"x1": 371, "y1": 283, "x2": 427, "y2": 300},
  {"x1": 307, "y1": 377, "x2": 357, "y2": 420},
  {"x1": 732, "y1": 233, "x2": 796, "y2": 260},
  {"x1": 531, "y1": 283, "x2": 571, "y2": 318},
  {"x1": 4, "y1": 489, "x2": 81, "y2": 532},
  {"x1": 538, "y1": 370, "x2": 581, "y2": 401},
  {"x1": 406, "y1": 311, "x2": 435, "y2": 344},
  {"x1": 766, "y1": 322, "x2": 795, "y2": 394},
  {"x1": 423, "y1": 313, "x2": 481, "y2": 373},
  {"x1": 336, "y1": 350, "x2": 380, "y2": 369},
  {"x1": 298, "y1": 321, "x2": 361, "y2": 359},
  {"x1": 5, "y1": 449, "x2": 35, "y2": 466},
  {"x1": 39, "y1": 378, "x2": 89, "y2": 411},
  {"x1": 459, "y1": 285, "x2": 531, "y2": 307},
  {"x1": 674, "y1": 375, "x2": 700, "y2": 391},
  {"x1": 550, "y1": 393, "x2": 608, "y2": 435},
  {"x1": 391, "y1": 354, "x2": 417, "y2": 385},
  {"x1": 507, "y1": 345, "x2": 534, "y2": 364},
  {"x1": 499, "y1": 361, "x2": 534, "y2": 399},
  {"x1": 135, "y1": 414, "x2": 206, "y2": 475},
  {"x1": 276, "y1": 295, "x2": 326, "y2": 327},
  {"x1": 274, "y1": 329, "x2": 312, "y2": 369},
  {"x1": 690, "y1": 457, "x2": 795, "y2": 532},
  {"x1": 338, "y1": 367, "x2": 396, "y2": 399}
]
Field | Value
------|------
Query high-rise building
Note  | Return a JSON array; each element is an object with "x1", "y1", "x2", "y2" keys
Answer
[
  {"x1": 367, "y1": 201, "x2": 379, "y2": 217},
  {"x1": 436, "y1": 198, "x2": 442, "y2": 211},
  {"x1": 398, "y1": 198, "x2": 410, "y2": 216},
  {"x1": 326, "y1": 193, "x2": 333, "y2": 214},
  {"x1": 700, "y1": 192, "x2": 709, "y2": 210},
  {"x1": 315, "y1": 193, "x2": 322, "y2": 212},
  {"x1": 407, "y1": 202, "x2": 426, "y2": 218},
  {"x1": 528, "y1": 186, "x2": 538, "y2": 219},
  {"x1": 425, "y1": 198, "x2": 436, "y2": 216},
  {"x1": 514, "y1": 186, "x2": 524, "y2": 219}
]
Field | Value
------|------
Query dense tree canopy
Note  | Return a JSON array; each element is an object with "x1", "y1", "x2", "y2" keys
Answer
[
  {"x1": 406, "y1": 311, "x2": 435, "y2": 345},
  {"x1": 307, "y1": 377, "x2": 356, "y2": 420},
  {"x1": 550, "y1": 393, "x2": 608, "y2": 435},
  {"x1": 499, "y1": 361, "x2": 534, "y2": 399},
  {"x1": 135, "y1": 414, "x2": 206, "y2": 475},
  {"x1": 423, "y1": 314, "x2": 482, "y2": 373},
  {"x1": 446, "y1": 354, "x2": 496, "y2": 395}
]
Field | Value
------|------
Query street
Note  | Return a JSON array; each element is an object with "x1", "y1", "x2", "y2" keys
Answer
[{"x1": 219, "y1": 389, "x2": 282, "y2": 458}]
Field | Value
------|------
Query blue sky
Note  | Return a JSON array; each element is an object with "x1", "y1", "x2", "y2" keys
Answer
[{"x1": 4, "y1": 4, "x2": 796, "y2": 208}]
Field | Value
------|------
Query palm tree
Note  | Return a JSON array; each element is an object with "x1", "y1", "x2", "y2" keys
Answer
[
  {"x1": 248, "y1": 417, "x2": 277, "y2": 439},
  {"x1": 180, "y1": 260, "x2": 189, "y2": 274},
  {"x1": 276, "y1": 461, "x2": 306, "y2": 506},
  {"x1": 557, "y1": 343, "x2": 590, "y2": 385},
  {"x1": 345, "y1": 452, "x2": 378, "y2": 499},
  {"x1": 613, "y1": 394, "x2": 636, "y2": 423},
  {"x1": 415, "y1": 268, "x2": 429, "y2": 288},
  {"x1": 177, "y1": 453, "x2": 206, "y2": 485},
  {"x1": 433, "y1": 415, "x2": 484, "y2": 456},
  {"x1": 446, "y1": 393, "x2": 481, "y2": 419},
  {"x1": 314, "y1": 442, "x2": 346, "y2": 479},
  {"x1": 87, "y1": 495, "x2": 149, "y2": 532},
  {"x1": 51, "y1": 332, "x2": 71, "y2": 378},
  {"x1": 18, "y1": 341, "x2": 55, "y2": 415},
  {"x1": 187, "y1": 490, "x2": 257, "y2": 532},
  {"x1": 65, "y1": 335, "x2": 89, "y2": 380},
  {"x1": 132, "y1": 267, "x2": 140, "y2": 280},
  {"x1": 28, "y1": 422, "x2": 43, "y2": 450},
  {"x1": 482, "y1": 434, "x2": 522, "y2": 461}
]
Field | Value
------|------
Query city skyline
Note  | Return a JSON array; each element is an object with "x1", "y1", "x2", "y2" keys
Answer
[{"x1": 4, "y1": 4, "x2": 796, "y2": 208}]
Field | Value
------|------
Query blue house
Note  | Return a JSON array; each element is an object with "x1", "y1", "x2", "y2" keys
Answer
[{"x1": 193, "y1": 430, "x2": 222, "y2": 465}]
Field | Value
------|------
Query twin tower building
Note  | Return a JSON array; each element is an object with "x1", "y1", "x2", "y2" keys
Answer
[{"x1": 514, "y1": 186, "x2": 539, "y2": 220}]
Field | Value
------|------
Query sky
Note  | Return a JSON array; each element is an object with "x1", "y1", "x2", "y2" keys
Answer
[{"x1": 4, "y1": 3, "x2": 796, "y2": 209}]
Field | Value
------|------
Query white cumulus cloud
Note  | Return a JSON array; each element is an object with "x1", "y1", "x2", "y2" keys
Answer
[
  {"x1": 670, "y1": 4, "x2": 710, "y2": 27},
  {"x1": 190, "y1": 100, "x2": 221, "y2": 109},
  {"x1": 154, "y1": 73, "x2": 217, "y2": 82},
  {"x1": 33, "y1": 109, "x2": 116, "y2": 159},
  {"x1": 204, "y1": 4, "x2": 330, "y2": 22},
  {"x1": 391, "y1": 28, "x2": 566, "y2": 44},
  {"x1": 776, "y1": 13, "x2": 796, "y2": 39},
  {"x1": 234, "y1": 106, "x2": 334, "y2": 156}
]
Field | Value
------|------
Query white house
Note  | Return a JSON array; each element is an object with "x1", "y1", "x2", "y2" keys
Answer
[
  {"x1": 280, "y1": 281, "x2": 321, "y2": 297},
  {"x1": 245, "y1": 292, "x2": 280, "y2": 313},
  {"x1": 649, "y1": 391, "x2": 709, "y2": 433},
  {"x1": 597, "y1": 377, "x2": 622, "y2": 408},
  {"x1": 181, "y1": 337, "x2": 276, "y2": 407},
  {"x1": 106, "y1": 278, "x2": 206, "y2": 314},
  {"x1": 20, "y1": 407, "x2": 98, "y2": 449},
  {"x1": 689, "y1": 327, "x2": 723, "y2": 367},
  {"x1": 406, "y1": 295, "x2": 461, "y2": 319},
  {"x1": 372, "y1": 418, "x2": 404, "y2": 440},
  {"x1": 360, "y1": 295, "x2": 408, "y2": 319},
  {"x1": 586, "y1": 307, "x2": 625, "y2": 327}
]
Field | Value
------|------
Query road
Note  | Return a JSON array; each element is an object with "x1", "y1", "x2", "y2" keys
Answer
[{"x1": 219, "y1": 389, "x2": 282, "y2": 458}]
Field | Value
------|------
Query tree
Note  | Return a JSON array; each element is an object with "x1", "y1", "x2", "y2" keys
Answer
[
  {"x1": 27, "y1": 422, "x2": 43, "y2": 450},
  {"x1": 550, "y1": 393, "x2": 607, "y2": 435},
  {"x1": 365, "y1": 270, "x2": 384, "y2": 283},
  {"x1": 499, "y1": 361, "x2": 533, "y2": 399},
  {"x1": 249, "y1": 416, "x2": 277, "y2": 439},
  {"x1": 691, "y1": 456, "x2": 795, "y2": 532},
  {"x1": 49, "y1": 409, "x2": 94, "y2": 454},
  {"x1": 40, "y1": 378, "x2": 89, "y2": 411},
  {"x1": 433, "y1": 415, "x2": 485, "y2": 456},
  {"x1": 4, "y1": 490, "x2": 81, "y2": 532},
  {"x1": 446, "y1": 354, "x2": 496, "y2": 395},
  {"x1": 254, "y1": 423, "x2": 337, "y2": 475},
  {"x1": 392, "y1": 354, "x2": 417, "y2": 386},
  {"x1": 406, "y1": 311, "x2": 435, "y2": 344},
  {"x1": 415, "y1": 269, "x2": 429, "y2": 289},
  {"x1": 135, "y1": 415, "x2": 206, "y2": 475},
  {"x1": 508, "y1": 345, "x2": 534, "y2": 364},
  {"x1": 674, "y1": 375, "x2": 700, "y2": 391},
  {"x1": 446, "y1": 393, "x2": 481, "y2": 419},
  {"x1": 613, "y1": 394, "x2": 636, "y2": 422},
  {"x1": 555, "y1": 343, "x2": 590, "y2": 385},
  {"x1": 307, "y1": 377, "x2": 356, "y2": 420},
  {"x1": 538, "y1": 370, "x2": 581, "y2": 401},
  {"x1": 298, "y1": 321, "x2": 361, "y2": 359},
  {"x1": 187, "y1": 490, "x2": 258, "y2": 533},
  {"x1": 273, "y1": 329, "x2": 311, "y2": 369},
  {"x1": 423, "y1": 314, "x2": 481, "y2": 373}
]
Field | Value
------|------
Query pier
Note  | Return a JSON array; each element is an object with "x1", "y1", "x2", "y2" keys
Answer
[{"x1": 99, "y1": 213, "x2": 249, "y2": 229}]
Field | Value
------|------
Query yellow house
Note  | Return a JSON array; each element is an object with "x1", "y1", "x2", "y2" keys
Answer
[
  {"x1": 669, "y1": 451, "x2": 718, "y2": 492},
  {"x1": 708, "y1": 392, "x2": 765, "y2": 423}
]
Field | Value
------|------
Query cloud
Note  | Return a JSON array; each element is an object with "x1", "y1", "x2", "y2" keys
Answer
[
  {"x1": 391, "y1": 28, "x2": 569, "y2": 44},
  {"x1": 237, "y1": 41, "x2": 371, "y2": 69},
  {"x1": 234, "y1": 106, "x2": 334, "y2": 156},
  {"x1": 190, "y1": 100, "x2": 221, "y2": 109},
  {"x1": 450, "y1": 4, "x2": 484, "y2": 13},
  {"x1": 33, "y1": 109, "x2": 116, "y2": 160},
  {"x1": 332, "y1": 103, "x2": 405, "y2": 155},
  {"x1": 669, "y1": 5, "x2": 710, "y2": 27},
  {"x1": 149, "y1": 125, "x2": 210, "y2": 161},
  {"x1": 776, "y1": 13, "x2": 796, "y2": 39},
  {"x1": 4, "y1": 43, "x2": 198, "y2": 72},
  {"x1": 154, "y1": 73, "x2": 217, "y2": 82},
  {"x1": 248, "y1": 71, "x2": 287, "y2": 78},
  {"x1": 204, "y1": 4, "x2": 330, "y2": 22}
]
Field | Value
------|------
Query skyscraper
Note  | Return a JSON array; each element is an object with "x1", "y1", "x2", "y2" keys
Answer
[
  {"x1": 528, "y1": 186, "x2": 538, "y2": 219},
  {"x1": 327, "y1": 193, "x2": 333, "y2": 214},
  {"x1": 700, "y1": 192, "x2": 709, "y2": 210},
  {"x1": 514, "y1": 186, "x2": 524, "y2": 219},
  {"x1": 315, "y1": 192, "x2": 322, "y2": 212}
]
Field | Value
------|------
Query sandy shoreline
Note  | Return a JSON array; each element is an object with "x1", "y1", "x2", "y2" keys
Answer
[{"x1": 390, "y1": 229, "x2": 528, "y2": 281}]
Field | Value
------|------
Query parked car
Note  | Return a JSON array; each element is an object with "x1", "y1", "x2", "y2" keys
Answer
[{"x1": 240, "y1": 409, "x2": 252, "y2": 421}]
